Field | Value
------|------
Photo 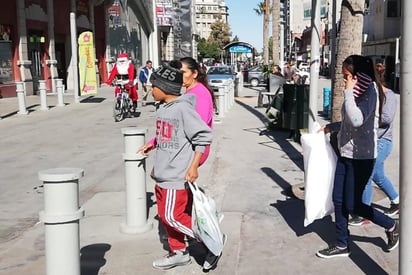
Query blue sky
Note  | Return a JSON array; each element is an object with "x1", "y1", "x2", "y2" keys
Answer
[{"x1": 225, "y1": 0, "x2": 264, "y2": 51}]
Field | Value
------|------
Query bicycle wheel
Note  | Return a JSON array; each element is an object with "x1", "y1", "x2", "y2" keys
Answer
[
  {"x1": 124, "y1": 98, "x2": 133, "y2": 118},
  {"x1": 113, "y1": 98, "x2": 123, "y2": 122}
]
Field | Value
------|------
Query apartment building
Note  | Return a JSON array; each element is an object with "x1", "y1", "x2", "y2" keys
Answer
[
  {"x1": 194, "y1": 0, "x2": 228, "y2": 40},
  {"x1": 0, "y1": 0, "x2": 154, "y2": 98},
  {"x1": 363, "y1": 0, "x2": 401, "y2": 90}
]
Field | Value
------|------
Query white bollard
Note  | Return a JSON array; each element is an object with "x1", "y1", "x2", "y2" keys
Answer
[
  {"x1": 56, "y1": 79, "x2": 65, "y2": 107},
  {"x1": 38, "y1": 80, "x2": 49, "y2": 111},
  {"x1": 120, "y1": 127, "x2": 153, "y2": 234},
  {"x1": 223, "y1": 82, "x2": 229, "y2": 113},
  {"x1": 121, "y1": 127, "x2": 147, "y2": 155},
  {"x1": 216, "y1": 87, "x2": 225, "y2": 118},
  {"x1": 229, "y1": 80, "x2": 235, "y2": 107},
  {"x1": 38, "y1": 168, "x2": 85, "y2": 275},
  {"x1": 16, "y1": 81, "x2": 28, "y2": 115}
]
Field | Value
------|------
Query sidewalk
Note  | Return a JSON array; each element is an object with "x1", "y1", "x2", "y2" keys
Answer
[{"x1": 0, "y1": 83, "x2": 399, "y2": 274}]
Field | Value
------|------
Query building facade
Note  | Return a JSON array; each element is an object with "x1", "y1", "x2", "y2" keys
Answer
[
  {"x1": 0, "y1": 0, "x2": 154, "y2": 98},
  {"x1": 194, "y1": 0, "x2": 228, "y2": 40},
  {"x1": 362, "y1": 0, "x2": 401, "y2": 90}
]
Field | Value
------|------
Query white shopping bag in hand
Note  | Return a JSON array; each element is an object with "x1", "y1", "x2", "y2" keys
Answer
[
  {"x1": 188, "y1": 182, "x2": 224, "y2": 256},
  {"x1": 301, "y1": 122, "x2": 337, "y2": 227}
]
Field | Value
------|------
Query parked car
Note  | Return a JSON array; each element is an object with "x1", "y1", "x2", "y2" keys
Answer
[
  {"x1": 242, "y1": 66, "x2": 267, "y2": 87},
  {"x1": 207, "y1": 66, "x2": 237, "y2": 91}
]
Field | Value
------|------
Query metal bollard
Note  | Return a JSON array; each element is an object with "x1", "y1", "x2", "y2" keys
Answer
[
  {"x1": 38, "y1": 168, "x2": 85, "y2": 275},
  {"x1": 120, "y1": 127, "x2": 153, "y2": 234},
  {"x1": 56, "y1": 79, "x2": 65, "y2": 107},
  {"x1": 38, "y1": 80, "x2": 49, "y2": 111},
  {"x1": 16, "y1": 81, "x2": 28, "y2": 115}
]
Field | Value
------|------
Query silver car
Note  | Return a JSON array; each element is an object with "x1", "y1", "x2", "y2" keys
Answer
[{"x1": 207, "y1": 66, "x2": 236, "y2": 91}]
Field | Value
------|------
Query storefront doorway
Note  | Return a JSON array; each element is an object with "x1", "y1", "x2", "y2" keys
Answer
[{"x1": 28, "y1": 30, "x2": 45, "y2": 93}]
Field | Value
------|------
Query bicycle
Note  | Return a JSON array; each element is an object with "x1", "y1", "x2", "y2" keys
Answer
[{"x1": 113, "y1": 79, "x2": 133, "y2": 122}]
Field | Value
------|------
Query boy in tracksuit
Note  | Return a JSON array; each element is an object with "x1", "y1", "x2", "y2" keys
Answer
[{"x1": 138, "y1": 62, "x2": 215, "y2": 270}]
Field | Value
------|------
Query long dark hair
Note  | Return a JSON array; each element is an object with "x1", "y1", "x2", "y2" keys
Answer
[
  {"x1": 342, "y1": 55, "x2": 385, "y2": 123},
  {"x1": 179, "y1": 57, "x2": 217, "y2": 110}
]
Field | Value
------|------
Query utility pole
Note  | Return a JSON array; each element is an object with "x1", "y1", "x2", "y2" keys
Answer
[
  {"x1": 308, "y1": 0, "x2": 321, "y2": 132},
  {"x1": 399, "y1": 1, "x2": 412, "y2": 273}
]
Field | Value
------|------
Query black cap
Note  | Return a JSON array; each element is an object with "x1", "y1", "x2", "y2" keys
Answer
[{"x1": 150, "y1": 63, "x2": 183, "y2": 95}]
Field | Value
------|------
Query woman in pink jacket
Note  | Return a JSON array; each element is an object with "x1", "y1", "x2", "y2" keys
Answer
[{"x1": 179, "y1": 57, "x2": 216, "y2": 165}]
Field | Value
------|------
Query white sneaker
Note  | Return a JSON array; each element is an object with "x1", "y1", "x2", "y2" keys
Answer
[
  {"x1": 152, "y1": 249, "x2": 191, "y2": 270},
  {"x1": 203, "y1": 234, "x2": 227, "y2": 271}
]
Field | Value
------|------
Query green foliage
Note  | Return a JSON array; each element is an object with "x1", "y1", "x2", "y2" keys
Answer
[
  {"x1": 197, "y1": 38, "x2": 221, "y2": 60},
  {"x1": 197, "y1": 17, "x2": 231, "y2": 60},
  {"x1": 208, "y1": 19, "x2": 231, "y2": 49}
]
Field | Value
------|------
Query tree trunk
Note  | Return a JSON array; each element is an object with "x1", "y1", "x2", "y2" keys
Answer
[
  {"x1": 272, "y1": 0, "x2": 280, "y2": 65},
  {"x1": 331, "y1": 0, "x2": 365, "y2": 122},
  {"x1": 263, "y1": 0, "x2": 270, "y2": 65}
]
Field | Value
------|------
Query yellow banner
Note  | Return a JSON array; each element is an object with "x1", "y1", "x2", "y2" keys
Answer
[{"x1": 78, "y1": 31, "x2": 97, "y2": 95}]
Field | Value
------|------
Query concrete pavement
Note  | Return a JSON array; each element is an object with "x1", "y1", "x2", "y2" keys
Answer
[{"x1": 0, "y1": 81, "x2": 399, "y2": 274}]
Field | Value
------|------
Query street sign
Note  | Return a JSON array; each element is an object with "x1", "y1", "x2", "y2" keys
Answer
[{"x1": 229, "y1": 45, "x2": 252, "y2": 53}]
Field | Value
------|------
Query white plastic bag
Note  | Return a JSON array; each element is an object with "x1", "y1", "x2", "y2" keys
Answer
[
  {"x1": 188, "y1": 182, "x2": 224, "y2": 256},
  {"x1": 301, "y1": 123, "x2": 337, "y2": 227}
]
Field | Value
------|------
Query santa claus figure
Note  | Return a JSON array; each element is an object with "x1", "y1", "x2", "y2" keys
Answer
[{"x1": 107, "y1": 53, "x2": 138, "y2": 112}]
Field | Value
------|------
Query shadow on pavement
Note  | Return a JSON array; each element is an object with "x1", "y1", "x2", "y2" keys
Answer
[
  {"x1": 80, "y1": 96, "x2": 106, "y2": 103},
  {"x1": 80, "y1": 243, "x2": 111, "y2": 275}
]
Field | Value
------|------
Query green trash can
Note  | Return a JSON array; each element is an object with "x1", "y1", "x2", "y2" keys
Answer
[{"x1": 282, "y1": 84, "x2": 309, "y2": 130}]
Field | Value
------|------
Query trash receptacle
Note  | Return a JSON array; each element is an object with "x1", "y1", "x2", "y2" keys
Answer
[
  {"x1": 282, "y1": 84, "x2": 309, "y2": 130},
  {"x1": 269, "y1": 74, "x2": 286, "y2": 94},
  {"x1": 323, "y1": 87, "x2": 331, "y2": 118}
]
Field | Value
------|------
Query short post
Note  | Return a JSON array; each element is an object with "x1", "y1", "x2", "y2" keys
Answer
[
  {"x1": 229, "y1": 80, "x2": 235, "y2": 107},
  {"x1": 234, "y1": 76, "x2": 240, "y2": 98},
  {"x1": 56, "y1": 79, "x2": 65, "y2": 107},
  {"x1": 223, "y1": 82, "x2": 229, "y2": 113},
  {"x1": 16, "y1": 81, "x2": 28, "y2": 115},
  {"x1": 38, "y1": 168, "x2": 85, "y2": 275},
  {"x1": 38, "y1": 80, "x2": 49, "y2": 111},
  {"x1": 120, "y1": 127, "x2": 153, "y2": 234},
  {"x1": 216, "y1": 87, "x2": 225, "y2": 118}
]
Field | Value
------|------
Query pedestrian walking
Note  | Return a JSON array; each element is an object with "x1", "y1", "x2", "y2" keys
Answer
[
  {"x1": 283, "y1": 61, "x2": 295, "y2": 83},
  {"x1": 349, "y1": 61, "x2": 399, "y2": 226},
  {"x1": 272, "y1": 64, "x2": 284, "y2": 77},
  {"x1": 138, "y1": 62, "x2": 223, "y2": 270},
  {"x1": 316, "y1": 55, "x2": 399, "y2": 259},
  {"x1": 179, "y1": 56, "x2": 216, "y2": 165},
  {"x1": 138, "y1": 60, "x2": 153, "y2": 106}
]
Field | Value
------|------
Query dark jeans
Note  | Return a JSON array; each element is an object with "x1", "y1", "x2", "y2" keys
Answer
[{"x1": 333, "y1": 157, "x2": 395, "y2": 247}]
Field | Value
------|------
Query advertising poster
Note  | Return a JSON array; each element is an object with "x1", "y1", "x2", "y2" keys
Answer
[
  {"x1": 78, "y1": 31, "x2": 97, "y2": 95},
  {"x1": 172, "y1": 0, "x2": 192, "y2": 58},
  {"x1": 156, "y1": 0, "x2": 173, "y2": 26}
]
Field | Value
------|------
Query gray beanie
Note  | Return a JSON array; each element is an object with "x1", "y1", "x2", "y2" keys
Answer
[{"x1": 150, "y1": 63, "x2": 183, "y2": 95}]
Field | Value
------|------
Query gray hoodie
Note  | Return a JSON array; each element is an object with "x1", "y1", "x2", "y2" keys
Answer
[{"x1": 153, "y1": 94, "x2": 212, "y2": 189}]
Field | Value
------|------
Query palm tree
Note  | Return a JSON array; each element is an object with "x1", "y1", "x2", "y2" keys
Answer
[
  {"x1": 272, "y1": 0, "x2": 280, "y2": 65},
  {"x1": 331, "y1": 0, "x2": 366, "y2": 122},
  {"x1": 254, "y1": 1, "x2": 270, "y2": 65}
]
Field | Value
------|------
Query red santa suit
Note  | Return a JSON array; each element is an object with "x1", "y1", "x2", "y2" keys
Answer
[{"x1": 107, "y1": 53, "x2": 138, "y2": 105}]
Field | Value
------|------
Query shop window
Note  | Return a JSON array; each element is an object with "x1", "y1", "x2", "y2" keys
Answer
[
  {"x1": 387, "y1": 0, "x2": 400, "y2": 18},
  {"x1": 0, "y1": 24, "x2": 12, "y2": 83}
]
